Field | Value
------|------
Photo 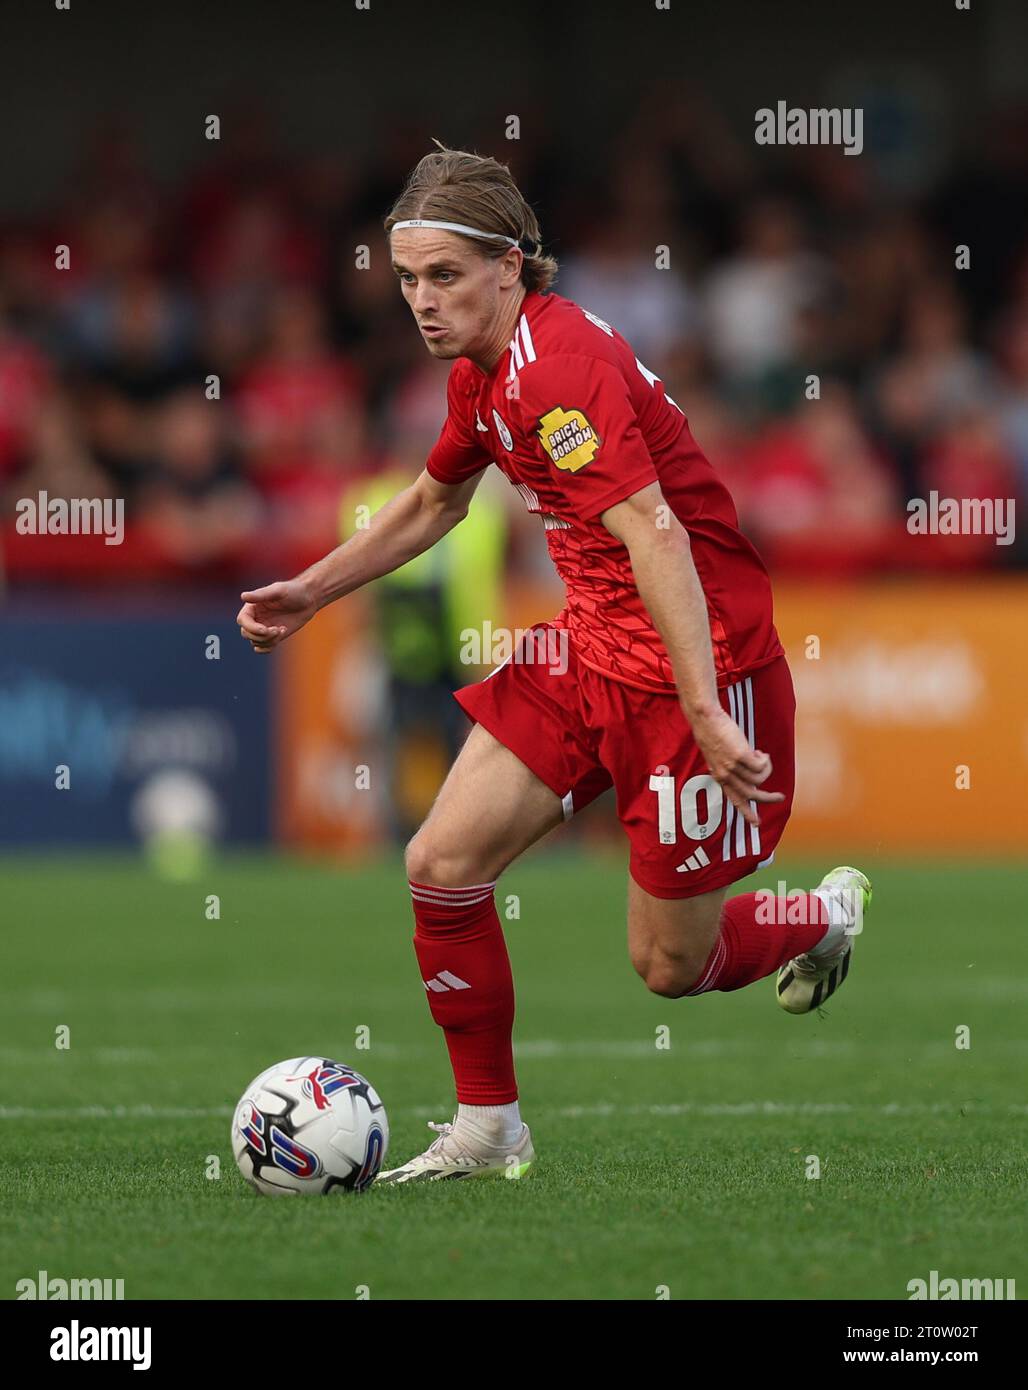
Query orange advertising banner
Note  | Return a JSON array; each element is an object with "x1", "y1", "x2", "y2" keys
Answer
[
  {"x1": 275, "y1": 593, "x2": 387, "y2": 852},
  {"x1": 772, "y1": 580, "x2": 1028, "y2": 855}
]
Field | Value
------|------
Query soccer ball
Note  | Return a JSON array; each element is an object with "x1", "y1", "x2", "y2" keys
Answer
[{"x1": 231, "y1": 1056, "x2": 388, "y2": 1195}]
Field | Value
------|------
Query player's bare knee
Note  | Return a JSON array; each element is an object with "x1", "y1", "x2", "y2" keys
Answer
[
  {"x1": 642, "y1": 958, "x2": 706, "y2": 999},
  {"x1": 404, "y1": 830, "x2": 444, "y2": 885},
  {"x1": 643, "y1": 969, "x2": 689, "y2": 999},
  {"x1": 404, "y1": 829, "x2": 484, "y2": 888},
  {"x1": 628, "y1": 949, "x2": 650, "y2": 985}
]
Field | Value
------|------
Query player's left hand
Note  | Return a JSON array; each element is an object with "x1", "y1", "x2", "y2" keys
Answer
[{"x1": 689, "y1": 707, "x2": 784, "y2": 828}]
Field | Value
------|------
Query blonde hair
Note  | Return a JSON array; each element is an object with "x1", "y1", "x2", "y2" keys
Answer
[{"x1": 385, "y1": 142, "x2": 557, "y2": 292}]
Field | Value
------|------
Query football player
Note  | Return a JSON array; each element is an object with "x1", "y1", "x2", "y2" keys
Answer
[{"x1": 238, "y1": 146, "x2": 871, "y2": 1183}]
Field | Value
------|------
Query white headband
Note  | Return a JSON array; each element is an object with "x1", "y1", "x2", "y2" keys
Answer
[{"x1": 391, "y1": 218, "x2": 520, "y2": 248}]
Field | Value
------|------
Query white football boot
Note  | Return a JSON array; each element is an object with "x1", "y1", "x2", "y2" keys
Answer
[
  {"x1": 375, "y1": 1116, "x2": 536, "y2": 1185},
  {"x1": 776, "y1": 866, "x2": 872, "y2": 1015}
]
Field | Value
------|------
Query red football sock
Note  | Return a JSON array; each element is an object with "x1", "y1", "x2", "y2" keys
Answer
[
  {"x1": 687, "y1": 891, "x2": 829, "y2": 994},
  {"x1": 409, "y1": 880, "x2": 517, "y2": 1104}
]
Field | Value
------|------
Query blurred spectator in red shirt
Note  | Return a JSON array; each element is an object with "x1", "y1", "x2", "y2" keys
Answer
[
  {"x1": 234, "y1": 284, "x2": 370, "y2": 548},
  {"x1": 0, "y1": 316, "x2": 50, "y2": 481},
  {"x1": 740, "y1": 384, "x2": 899, "y2": 573},
  {"x1": 912, "y1": 406, "x2": 1019, "y2": 567}
]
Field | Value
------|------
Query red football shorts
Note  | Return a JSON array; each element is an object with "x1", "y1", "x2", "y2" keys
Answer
[{"x1": 455, "y1": 627, "x2": 795, "y2": 900}]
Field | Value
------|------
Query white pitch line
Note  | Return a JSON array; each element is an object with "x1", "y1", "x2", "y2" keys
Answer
[
  {"x1": 414, "y1": 1101, "x2": 1028, "y2": 1119},
  {"x1": 545, "y1": 1101, "x2": 1028, "y2": 1118},
  {"x1": 0, "y1": 1105, "x2": 233, "y2": 1120},
  {"x1": 4, "y1": 1038, "x2": 1028, "y2": 1067},
  {"x1": 1, "y1": 1102, "x2": 1026, "y2": 1121}
]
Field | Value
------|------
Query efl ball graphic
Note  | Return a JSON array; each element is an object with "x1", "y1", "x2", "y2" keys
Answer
[{"x1": 231, "y1": 1057, "x2": 388, "y2": 1195}]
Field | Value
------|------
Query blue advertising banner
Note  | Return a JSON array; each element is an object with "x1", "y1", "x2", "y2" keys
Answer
[{"x1": 0, "y1": 608, "x2": 271, "y2": 846}]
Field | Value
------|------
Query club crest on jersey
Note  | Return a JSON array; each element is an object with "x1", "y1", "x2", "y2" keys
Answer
[
  {"x1": 537, "y1": 406, "x2": 600, "y2": 472},
  {"x1": 491, "y1": 409, "x2": 514, "y2": 451}
]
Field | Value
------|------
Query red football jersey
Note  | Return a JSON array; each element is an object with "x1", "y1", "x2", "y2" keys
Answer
[{"x1": 426, "y1": 289, "x2": 783, "y2": 693}]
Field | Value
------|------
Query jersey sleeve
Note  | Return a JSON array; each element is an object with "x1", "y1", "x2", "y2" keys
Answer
[
  {"x1": 510, "y1": 353, "x2": 659, "y2": 520},
  {"x1": 425, "y1": 362, "x2": 493, "y2": 485}
]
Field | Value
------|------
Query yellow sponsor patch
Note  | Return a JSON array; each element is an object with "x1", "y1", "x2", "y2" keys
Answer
[{"x1": 537, "y1": 406, "x2": 600, "y2": 472}]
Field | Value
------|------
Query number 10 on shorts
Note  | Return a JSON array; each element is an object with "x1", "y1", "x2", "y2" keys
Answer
[{"x1": 649, "y1": 770, "x2": 724, "y2": 846}]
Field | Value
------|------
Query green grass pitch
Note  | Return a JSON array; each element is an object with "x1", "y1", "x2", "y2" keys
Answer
[{"x1": 1, "y1": 851, "x2": 1026, "y2": 1300}]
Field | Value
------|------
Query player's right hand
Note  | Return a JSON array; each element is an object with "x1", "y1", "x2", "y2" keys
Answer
[
  {"x1": 237, "y1": 579, "x2": 319, "y2": 654},
  {"x1": 690, "y1": 706, "x2": 784, "y2": 829}
]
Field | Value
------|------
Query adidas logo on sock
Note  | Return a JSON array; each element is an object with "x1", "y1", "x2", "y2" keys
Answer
[{"x1": 423, "y1": 971, "x2": 471, "y2": 992}]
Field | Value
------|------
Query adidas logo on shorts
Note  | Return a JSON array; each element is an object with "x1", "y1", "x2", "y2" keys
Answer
[{"x1": 675, "y1": 846, "x2": 711, "y2": 873}]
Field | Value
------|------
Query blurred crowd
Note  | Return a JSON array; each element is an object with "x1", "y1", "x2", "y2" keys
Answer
[{"x1": 2, "y1": 88, "x2": 1028, "y2": 585}]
